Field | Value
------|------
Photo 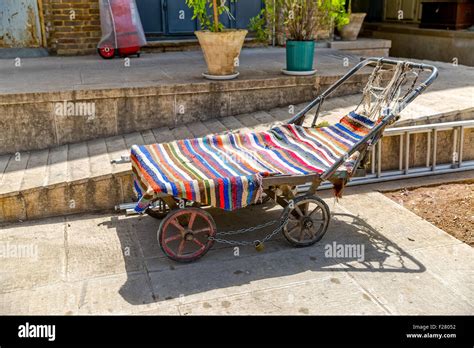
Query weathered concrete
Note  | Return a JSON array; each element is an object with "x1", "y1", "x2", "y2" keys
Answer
[
  {"x1": 330, "y1": 38, "x2": 391, "y2": 57},
  {"x1": 0, "y1": 187, "x2": 472, "y2": 315},
  {"x1": 3, "y1": 46, "x2": 473, "y2": 154},
  {"x1": 1, "y1": 52, "x2": 473, "y2": 222},
  {"x1": 363, "y1": 23, "x2": 474, "y2": 66},
  {"x1": 0, "y1": 94, "x2": 473, "y2": 223},
  {"x1": 0, "y1": 48, "x2": 373, "y2": 154}
]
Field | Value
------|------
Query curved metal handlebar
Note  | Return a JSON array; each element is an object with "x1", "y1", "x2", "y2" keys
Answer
[
  {"x1": 288, "y1": 57, "x2": 439, "y2": 182},
  {"x1": 287, "y1": 57, "x2": 439, "y2": 126}
]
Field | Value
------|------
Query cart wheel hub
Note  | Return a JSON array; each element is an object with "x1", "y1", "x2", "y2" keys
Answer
[
  {"x1": 184, "y1": 232, "x2": 194, "y2": 241},
  {"x1": 302, "y1": 218, "x2": 313, "y2": 229}
]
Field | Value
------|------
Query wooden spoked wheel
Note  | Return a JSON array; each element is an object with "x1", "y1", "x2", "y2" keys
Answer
[
  {"x1": 158, "y1": 208, "x2": 216, "y2": 262},
  {"x1": 283, "y1": 195, "x2": 330, "y2": 247}
]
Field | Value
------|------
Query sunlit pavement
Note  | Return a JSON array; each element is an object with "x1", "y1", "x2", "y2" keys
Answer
[{"x1": 0, "y1": 187, "x2": 472, "y2": 315}]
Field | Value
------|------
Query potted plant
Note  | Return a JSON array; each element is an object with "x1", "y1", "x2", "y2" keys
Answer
[
  {"x1": 334, "y1": 0, "x2": 366, "y2": 41},
  {"x1": 186, "y1": 0, "x2": 247, "y2": 80},
  {"x1": 282, "y1": 0, "x2": 320, "y2": 75}
]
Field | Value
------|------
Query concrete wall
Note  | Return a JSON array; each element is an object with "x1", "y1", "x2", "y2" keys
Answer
[
  {"x1": 0, "y1": 73, "x2": 371, "y2": 155},
  {"x1": 363, "y1": 23, "x2": 474, "y2": 66}
]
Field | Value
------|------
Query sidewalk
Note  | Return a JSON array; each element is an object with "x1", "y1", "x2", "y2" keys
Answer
[
  {"x1": 0, "y1": 176, "x2": 472, "y2": 315},
  {"x1": 1, "y1": 47, "x2": 473, "y2": 119},
  {"x1": 0, "y1": 47, "x2": 358, "y2": 94}
]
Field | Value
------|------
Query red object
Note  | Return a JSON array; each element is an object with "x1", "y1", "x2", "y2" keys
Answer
[
  {"x1": 98, "y1": 0, "x2": 145, "y2": 59},
  {"x1": 98, "y1": 43, "x2": 115, "y2": 59}
]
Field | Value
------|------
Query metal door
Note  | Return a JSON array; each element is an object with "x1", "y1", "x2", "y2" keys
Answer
[
  {"x1": 166, "y1": 0, "x2": 197, "y2": 34},
  {"x1": 235, "y1": 0, "x2": 263, "y2": 29},
  {"x1": 135, "y1": 0, "x2": 164, "y2": 34},
  {"x1": 0, "y1": 0, "x2": 42, "y2": 47},
  {"x1": 136, "y1": 0, "x2": 263, "y2": 38}
]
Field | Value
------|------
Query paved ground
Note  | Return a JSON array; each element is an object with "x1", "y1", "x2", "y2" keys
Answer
[
  {"x1": 0, "y1": 174, "x2": 472, "y2": 315},
  {"x1": 0, "y1": 47, "x2": 356, "y2": 94}
]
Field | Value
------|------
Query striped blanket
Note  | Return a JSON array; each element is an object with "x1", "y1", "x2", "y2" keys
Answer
[{"x1": 131, "y1": 112, "x2": 375, "y2": 212}]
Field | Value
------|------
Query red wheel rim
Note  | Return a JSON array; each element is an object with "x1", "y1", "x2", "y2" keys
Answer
[
  {"x1": 99, "y1": 44, "x2": 115, "y2": 58},
  {"x1": 160, "y1": 208, "x2": 216, "y2": 261}
]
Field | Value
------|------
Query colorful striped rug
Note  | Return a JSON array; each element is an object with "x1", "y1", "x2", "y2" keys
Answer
[{"x1": 131, "y1": 112, "x2": 375, "y2": 212}]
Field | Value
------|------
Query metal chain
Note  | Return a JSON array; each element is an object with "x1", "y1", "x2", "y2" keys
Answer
[{"x1": 208, "y1": 206, "x2": 291, "y2": 246}]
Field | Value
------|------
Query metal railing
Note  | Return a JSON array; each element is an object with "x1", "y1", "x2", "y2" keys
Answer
[
  {"x1": 118, "y1": 119, "x2": 473, "y2": 212},
  {"x1": 305, "y1": 119, "x2": 474, "y2": 191}
]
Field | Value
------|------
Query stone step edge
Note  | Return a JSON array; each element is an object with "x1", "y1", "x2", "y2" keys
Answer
[
  {"x1": 0, "y1": 71, "x2": 371, "y2": 105},
  {"x1": 0, "y1": 173, "x2": 117, "y2": 199},
  {"x1": 0, "y1": 173, "x2": 133, "y2": 223},
  {"x1": 1, "y1": 106, "x2": 473, "y2": 201}
]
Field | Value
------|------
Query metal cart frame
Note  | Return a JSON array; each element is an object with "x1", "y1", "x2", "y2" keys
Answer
[{"x1": 118, "y1": 57, "x2": 438, "y2": 263}]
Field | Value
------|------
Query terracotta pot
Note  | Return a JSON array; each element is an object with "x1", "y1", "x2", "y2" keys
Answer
[
  {"x1": 339, "y1": 13, "x2": 366, "y2": 41},
  {"x1": 195, "y1": 29, "x2": 248, "y2": 76}
]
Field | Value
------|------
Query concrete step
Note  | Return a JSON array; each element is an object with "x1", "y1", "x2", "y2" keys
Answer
[
  {"x1": 0, "y1": 48, "x2": 375, "y2": 156},
  {"x1": 1, "y1": 97, "x2": 473, "y2": 223},
  {"x1": 0, "y1": 106, "x2": 292, "y2": 223}
]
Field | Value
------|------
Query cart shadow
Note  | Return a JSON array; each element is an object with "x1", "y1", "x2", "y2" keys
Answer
[{"x1": 102, "y1": 203, "x2": 426, "y2": 305}]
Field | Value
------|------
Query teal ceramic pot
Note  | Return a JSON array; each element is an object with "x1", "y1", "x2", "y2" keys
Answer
[{"x1": 286, "y1": 40, "x2": 315, "y2": 71}]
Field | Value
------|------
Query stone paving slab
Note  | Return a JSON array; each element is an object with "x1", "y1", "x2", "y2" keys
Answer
[
  {"x1": 0, "y1": 186, "x2": 472, "y2": 315},
  {"x1": 0, "y1": 48, "x2": 357, "y2": 95}
]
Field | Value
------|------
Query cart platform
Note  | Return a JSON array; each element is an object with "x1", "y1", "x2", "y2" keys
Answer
[{"x1": 131, "y1": 111, "x2": 375, "y2": 212}]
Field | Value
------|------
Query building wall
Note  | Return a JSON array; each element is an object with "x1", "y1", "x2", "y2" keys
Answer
[
  {"x1": 42, "y1": 0, "x2": 101, "y2": 55},
  {"x1": 364, "y1": 22, "x2": 474, "y2": 66}
]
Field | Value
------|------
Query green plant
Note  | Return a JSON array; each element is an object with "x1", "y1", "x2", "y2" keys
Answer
[
  {"x1": 283, "y1": 0, "x2": 321, "y2": 41},
  {"x1": 250, "y1": 0, "x2": 335, "y2": 43},
  {"x1": 185, "y1": 0, "x2": 236, "y2": 32},
  {"x1": 249, "y1": 1, "x2": 281, "y2": 43},
  {"x1": 249, "y1": 0, "x2": 352, "y2": 43},
  {"x1": 248, "y1": 9, "x2": 269, "y2": 42},
  {"x1": 322, "y1": 0, "x2": 351, "y2": 30}
]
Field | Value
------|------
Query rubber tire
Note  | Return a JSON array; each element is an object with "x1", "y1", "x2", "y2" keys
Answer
[
  {"x1": 98, "y1": 46, "x2": 115, "y2": 59},
  {"x1": 282, "y1": 195, "x2": 330, "y2": 247},
  {"x1": 158, "y1": 208, "x2": 216, "y2": 263}
]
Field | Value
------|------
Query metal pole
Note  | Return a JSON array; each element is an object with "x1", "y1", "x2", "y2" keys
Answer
[
  {"x1": 377, "y1": 141, "x2": 382, "y2": 178},
  {"x1": 272, "y1": 0, "x2": 276, "y2": 47},
  {"x1": 371, "y1": 145, "x2": 376, "y2": 174},
  {"x1": 399, "y1": 134, "x2": 403, "y2": 171},
  {"x1": 405, "y1": 132, "x2": 410, "y2": 174},
  {"x1": 432, "y1": 129, "x2": 437, "y2": 171},
  {"x1": 426, "y1": 131, "x2": 431, "y2": 167},
  {"x1": 452, "y1": 128, "x2": 458, "y2": 168}
]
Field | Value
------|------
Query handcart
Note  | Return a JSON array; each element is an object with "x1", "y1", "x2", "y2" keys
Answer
[
  {"x1": 118, "y1": 58, "x2": 438, "y2": 262},
  {"x1": 98, "y1": 0, "x2": 146, "y2": 59}
]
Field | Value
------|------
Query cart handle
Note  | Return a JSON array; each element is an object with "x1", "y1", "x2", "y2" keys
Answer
[
  {"x1": 287, "y1": 57, "x2": 439, "y2": 127},
  {"x1": 318, "y1": 58, "x2": 438, "y2": 181}
]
